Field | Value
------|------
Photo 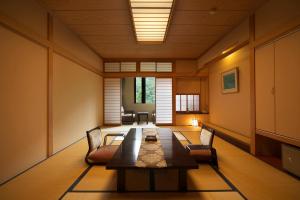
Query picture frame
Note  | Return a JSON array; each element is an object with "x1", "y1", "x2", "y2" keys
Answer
[{"x1": 221, "y1": 67, "x2": 239, "y2": 94}]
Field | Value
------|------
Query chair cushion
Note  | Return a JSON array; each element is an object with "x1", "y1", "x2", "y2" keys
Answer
[
  {"x1": 200, "y1": 128, "x2": 213, "y2": 146},
  {"x1": 87, "y1": 145, "x2": 119, "y2": 164},
  {"x1": 122, "y1": 113, "x2": 135, "y2": 117}
]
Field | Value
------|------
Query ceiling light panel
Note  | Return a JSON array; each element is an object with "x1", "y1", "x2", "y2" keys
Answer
[{"x1": 130, "y1": 0, "x2": 174, "y2": 42}]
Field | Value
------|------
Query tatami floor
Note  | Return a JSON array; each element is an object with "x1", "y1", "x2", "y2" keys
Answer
[{"x1": 0, "y1": 125, "x2": 299, "y2": 200}]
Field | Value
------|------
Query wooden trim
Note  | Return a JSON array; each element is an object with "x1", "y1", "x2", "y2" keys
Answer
[
  {"x1": 104, "y1": 58, "x2": 195, "y2": 62},
  {"x1": 256, "y1": 129, "x2": 300, "y2": 148},
  {"x1": 127, "y1": 0, "x2": 138, "y2": 43},
  {"x1": 53, "y1": 44, "x2": 102, "y2": 76},
  {"x1": 104, "y1": 72, "x2": 173, "y2": 78},
  {"x1": 102, "y1": 77, "x2": 104, "y2": 125},
  {"x1": 0, "y1": 12, "x2": 102, "y2": 77},
  {"x1": 0, "y1": 13, "x2": 51, "y2": 48},
  {"x1": 104, "y1": 72, "x2": 208, "y2": 78},
  {"x1": 47, "y1": 13, "x2": 54, "y2": 157},
  {"x1": 137, "y1": 61, "x2": 141, "y2": 73},
  {"x1": 176, "y1": 111, "x2": 204, "y2": 114},
  {"x1": 254, "y1": 16, "x2": 300, "y2": 48},
  {"x1": 164, "y1": 0, "x2": 176, "y2": 43},
  {"x1": 249, "y1": 14, "x2": 256, "y2": 154},
  {"x1": 204, "y1": 123, "x2": 251, "y2": 152},
  {"x1": 141, "y1": 77, "x2": 146, "y2": 103},
  {"x1": 204, "y1": 40, "x2": 250, "y2": 68},
  {"x1": 172, "y1": 77, "x2": 176, "y2": 125}
]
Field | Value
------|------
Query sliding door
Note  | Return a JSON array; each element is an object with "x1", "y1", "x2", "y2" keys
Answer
[
  {"x1": 104, "y1": 78, "x2": 121, "y2": 124},
  {"x1": 156, "y1": 78, "x2": 173, "y2": 124}
]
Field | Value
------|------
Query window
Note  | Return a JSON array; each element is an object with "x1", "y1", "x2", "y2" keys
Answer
[
  {"x1": 135, "y1": 77, "x2": 155, "y2": 104},
  {"x1": 176, "y1": 94, "x2": 200, "y2": 113},
  {"x1": 140, "y1": 62, "x2": 173, "y2": 72}
]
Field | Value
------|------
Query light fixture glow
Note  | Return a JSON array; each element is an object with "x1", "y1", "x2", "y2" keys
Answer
[
  {"x1": 130, "y1": 0, "x2": 174, "y2": 43},
  {"x1": 192, "y1": 118, "x2": 199, "y2": 127}
]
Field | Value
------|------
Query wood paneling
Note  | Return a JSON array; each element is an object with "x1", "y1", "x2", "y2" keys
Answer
[
  {"x1": 0, "y1": 26, "x2": 48, "y2": 184},
  {"x1": 255, "y1": 0, "x2": 300, "y2": 40},
  {"x1": 52, "y1": 53, "x2": 102, "y2": 153},
  {"x1": 41, "y1": 0, "x2": 266, "y2": 58},
  {"x1": 0, "y1": 0, "x2": 48, "y2": 37},
  {"x1": 255, "y1": 43, "x2": 275, "y2": 133},
  {"x1": 275, "y1": 29, "x2": 300, "y2": 141}
]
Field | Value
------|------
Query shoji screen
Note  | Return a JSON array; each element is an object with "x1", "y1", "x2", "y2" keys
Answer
[
  {"x1": 104, "y1": 78, "x2": 121, "y2": 124},
  {"x1": 156, "y1": 78, "x2": 173, "y2": 124}
]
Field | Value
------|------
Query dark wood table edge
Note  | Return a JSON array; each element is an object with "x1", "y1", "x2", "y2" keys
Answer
[
  {"x1": 106, "y1": 128, "x2": 199, "y2": 192},
  {"x1": 106, "y1": 166, "x2": 199, "y2": 192}
]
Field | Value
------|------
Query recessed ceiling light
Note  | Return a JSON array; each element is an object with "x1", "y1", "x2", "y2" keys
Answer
[{"x1": 129, "y1": 0, "x2": 175, "y2": 43}]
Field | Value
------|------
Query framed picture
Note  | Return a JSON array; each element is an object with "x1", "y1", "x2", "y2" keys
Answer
[{"x1": 221, "y1": 67, "x2": 239, "y2": 94}]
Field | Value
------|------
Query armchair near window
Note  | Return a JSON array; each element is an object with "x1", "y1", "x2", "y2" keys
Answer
[
  {"x1": 121, "y1": 106, "x2": 135, "y2": 124},
  {"x1": 186, "y1": 125, "x2": 218, "y2": 168},
  {"x1": 85, "y1": 126, "x2": 125, "y2": 165}
]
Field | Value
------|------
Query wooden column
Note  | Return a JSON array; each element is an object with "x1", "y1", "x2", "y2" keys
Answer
[
  {"x1": 47, "y1": 13, "x2": 54, "y2": 157},
  {"x1": 249, "y1": 14, "x2": 256, "y2": 154}
]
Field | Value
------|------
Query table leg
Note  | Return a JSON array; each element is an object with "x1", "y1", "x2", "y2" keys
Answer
[
  {"x1": 178, "y1": 169, "x2": 187, "y2": 192},
  {"x1": 117, "y1": 169, "x2": 125, "y2": 192},
  {"x1": 146, "y1": 114, "x2": 148, "y2": 124},
  {"x1": 149, "y1": 169, "x2": 155, "y2": 191}
]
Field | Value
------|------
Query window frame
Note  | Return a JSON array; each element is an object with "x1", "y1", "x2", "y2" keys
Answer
[
  {"x1": 176, "y1": 93, "x2": 201, "y2": 114},
  {"x1": 134, "y1": 77, "x2": 155, "y2": 104}
]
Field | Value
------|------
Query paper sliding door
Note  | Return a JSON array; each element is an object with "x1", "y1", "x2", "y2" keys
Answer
[
  {"x1": 156, "y1": 78, "x2": 173, "y2": 124},
  {"x1": 104, "y1": 78, "x2": 121, "y2": 124}
]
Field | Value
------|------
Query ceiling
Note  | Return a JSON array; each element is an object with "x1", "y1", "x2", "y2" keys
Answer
[{"x1": 41, "y1": 0, "x2": 266, "y2": 59}]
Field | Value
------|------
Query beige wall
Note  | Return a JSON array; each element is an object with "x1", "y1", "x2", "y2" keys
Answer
[
  {"x1": 0, "y1": 0, "x2": 103, "y2": 184},
  {"x1": 53, "y1": 54, "x2": 102, "y2": 153},
  {"x1": 0, "y1": 26, "x2": 48, "y2": 183},
  {"x1": 122, "y1": 78, "x2": 155, "y2": 120},
  {"x1": 208, "y1": 46, "x2": 251, "y2": 137}
]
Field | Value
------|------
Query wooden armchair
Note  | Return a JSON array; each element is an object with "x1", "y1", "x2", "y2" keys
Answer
[
  {"x1": 85, "y1": 126, "x2": 125, "y2": 165},
  {"x1": 186, "y1": 125, "x2": 218, "y2": 168},
  {"x1": 121, "y1": 106, "x2": 135, "y2": 124}
]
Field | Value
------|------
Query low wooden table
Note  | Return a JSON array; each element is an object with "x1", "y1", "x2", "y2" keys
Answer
[
  {"x1": 106, "y1": 128, "x2": 198, "y2": 192},
  {"x1": 137, "y1": 112, "x2": 149, "y2": 124}
]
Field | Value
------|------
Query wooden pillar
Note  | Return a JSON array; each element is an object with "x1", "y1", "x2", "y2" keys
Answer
[
  {"x1": 47, "y1": 13, "x2": 54, "y2": 157},
  {"x1": 249, "y1": 14, "x2": 256, "y2": 155}
]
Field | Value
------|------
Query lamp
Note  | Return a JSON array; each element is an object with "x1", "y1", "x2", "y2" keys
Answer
[{"x1": 192, "y1": 118, "x2": 198, "y2": 127}]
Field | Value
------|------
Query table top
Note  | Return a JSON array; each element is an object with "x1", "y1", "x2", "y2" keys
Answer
[{"x1": 106, "y1": 128, "x2": 198, "y2": 169}]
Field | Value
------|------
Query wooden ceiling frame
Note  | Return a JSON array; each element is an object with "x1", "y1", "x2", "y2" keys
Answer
[{"x1": 41, "y1": 0, "x2": 267, "y2": 58}]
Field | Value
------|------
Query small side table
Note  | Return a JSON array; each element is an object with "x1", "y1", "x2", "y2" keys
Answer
[{"x1": 137, "y1": 112, "x2": 149, "y2": 124}]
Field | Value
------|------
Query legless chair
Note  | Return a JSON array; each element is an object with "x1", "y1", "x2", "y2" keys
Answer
[
  {"x1": 85, "y1": 126, "x2": 125, "y2": 165},
  {"x1": 121, "y1": 106, "x2": 135, "y2": 124},
  {"x1": 186, "y1": 125, "x2": 218, "y2": 168}
]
